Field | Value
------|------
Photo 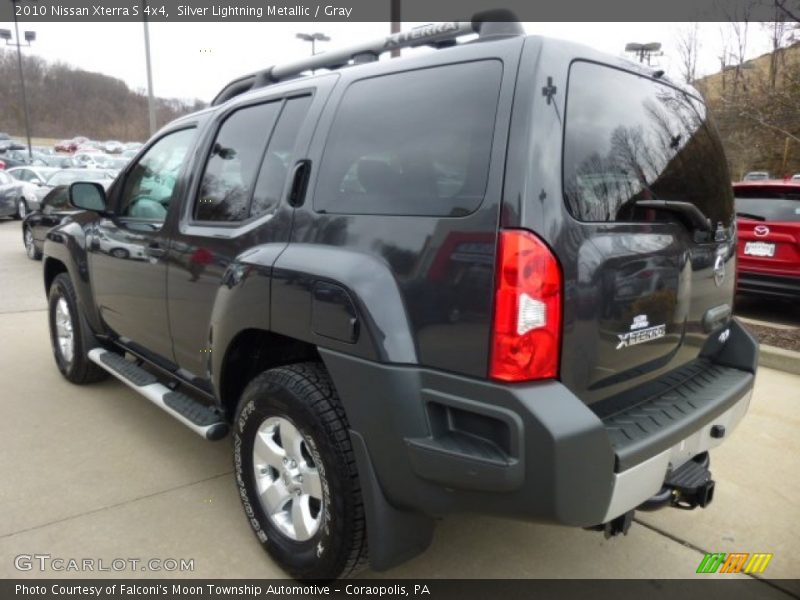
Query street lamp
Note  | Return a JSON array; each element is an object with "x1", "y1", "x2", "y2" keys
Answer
[
  {"x1": 142, "y1": 0, "x2": 156, "y2": 136},
  {"x1": 2, "y1": 0, "x2": 36, "y2": 160},
  {"x1": 296, "y1": 32, "x2": 330, "y2": 57},
  {"x1": 625, "y1": 42, "x2": 663, "y2": 65}
]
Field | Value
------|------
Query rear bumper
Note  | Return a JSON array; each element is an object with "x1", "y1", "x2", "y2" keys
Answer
[
  {"x1": 321, "y1": 320, "x2": 758, "y2": 528},
  {"x1": 738, "y1": 271, "x2": 800, "y2": 298}
]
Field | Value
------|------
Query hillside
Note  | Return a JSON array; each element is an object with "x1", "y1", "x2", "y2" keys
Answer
[
  {"x1": 0, "y1": 49, "x2": 205, "y2": 143},
  {"x1": 696, "y1": 41, "x2": 800, "y2": 179}
]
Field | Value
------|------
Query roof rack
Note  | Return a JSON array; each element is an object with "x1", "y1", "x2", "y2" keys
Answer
[{"x1": 211, "y1": 10, "x2": 523, "y2": 106}]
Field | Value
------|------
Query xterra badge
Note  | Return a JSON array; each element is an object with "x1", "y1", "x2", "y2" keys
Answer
[{"x1": 617, "y1": 315, "x2": 666, "y2": 349}]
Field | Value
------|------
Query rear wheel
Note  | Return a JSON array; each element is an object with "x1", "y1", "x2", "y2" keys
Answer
[
  {"x1": 24, "y1": 227, "x2": 42, "y2": 260},
  {"x1": 48, "y1": 273, "x2": 107, "y2": 384},
  {"x1": 234, "y1": 362, "x2": 368, "y2": 580}
]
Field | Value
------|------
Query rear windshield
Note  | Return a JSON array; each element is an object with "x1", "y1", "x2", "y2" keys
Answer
[
  {"x1": 735, "y1": 187, "x2": 800, "y2": 222},
  {"x1": 563, "y1": 61, "x2": 733, "y2": 226}
]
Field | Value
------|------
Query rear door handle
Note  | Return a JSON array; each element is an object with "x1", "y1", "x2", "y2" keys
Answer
[
  {"x1": 147, "y1": 243, "x2": 166, "y2": 258},
  {"x1": 288, "y1": 160, "x2": 312, "y2": 207}
]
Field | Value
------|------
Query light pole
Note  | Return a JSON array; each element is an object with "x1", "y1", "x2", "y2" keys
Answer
[
  {"x1": 390, "y1": 0, "x2": 401, "y2": 58},
  {"x1": 2, "y1": 0, "x2": 35, "y2": 160},
  {"x1": 296, "y1": 32, "x2": 330, "y2": 57},
  {"x1": 142, "y1": 0, "x2": 156, "y2": 136}
]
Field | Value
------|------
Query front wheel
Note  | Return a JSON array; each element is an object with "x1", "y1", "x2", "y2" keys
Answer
[
  {"x1": 24, "y1": 227, "x2": 42, "y2": 260},
  {"x1": 234, "y1": 362, "x2": 368, "y2": 580},
  {"x1": 14, "y1": 199, "x2": 27, "y2": 220},
  {"x1": 48, "y1": 273, "x2": 108, "y2": 384}
]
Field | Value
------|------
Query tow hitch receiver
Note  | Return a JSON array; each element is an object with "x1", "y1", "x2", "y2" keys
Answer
[{"x1": 640, "y1": 453, "x2": 716, "y2": 511}]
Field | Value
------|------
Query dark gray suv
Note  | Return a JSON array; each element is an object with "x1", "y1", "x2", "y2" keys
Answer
[{"x1": 42, "y1": 15, "x2": 756, "y2": 580}]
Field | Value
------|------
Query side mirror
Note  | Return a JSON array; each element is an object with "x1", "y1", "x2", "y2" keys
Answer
[{"x1": 69, "y1": 181, "x2": 107, "y2": 212}]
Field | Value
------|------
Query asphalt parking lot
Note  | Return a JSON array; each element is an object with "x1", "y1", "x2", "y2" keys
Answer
[{"x1": 0, "y1": 217, "x2": 798, "y2": 592}]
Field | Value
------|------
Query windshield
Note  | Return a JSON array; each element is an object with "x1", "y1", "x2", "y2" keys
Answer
[
  {"x1": 47, "y1": 170, "x2": 110, "y2": 186},
  {"x1": 735, "y1": 187, "x2": 800, "y2": 222}
]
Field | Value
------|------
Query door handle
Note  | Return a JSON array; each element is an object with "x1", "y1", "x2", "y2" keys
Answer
[
  {"x1": 147, "y1": 243, "x2": 166, "y2": 258},
  {"x1": 288, "y1": 159, "x2": 312, "y2": 207}
]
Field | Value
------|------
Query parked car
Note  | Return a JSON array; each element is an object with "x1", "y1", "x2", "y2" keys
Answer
[
  {"x1": 0, "y1": 138, "x2": 26, "y2": 152},
  {"x1": 102, "y1": 140, "x2": 125, "y2": 154},
  {"x1": 120, "y1": 148, "x2": 139, "y2": 160},
  {"x1": 73, "y1": 152, "x2": 114, "y2": 169},
  {"x1": 44, "y1": 19, "x2": 757, "y2": 580},
  {"x1": 791, "y1": 173, "x2": 800, "y2": 181},
  {"x1": 100, "y1": 156, "x2": 129, "y2": 177},
  {"x1": 0, "y1": 169, "x2": 38, "y2": 218},
  {"x1": 54, "y1": 139, "x2": 74, "y2": 153},
  {"x1": 0, "y1": 149, "x2": 34, "y2": 168},
  {"x1": 21, "y1": 186, "x2": 79, "y2": 260},
  {"x1": 0, "y1": 159, "x2": 5, "y2": 170},
  {"x1": 124, "y1": 141, "x2": 144, "y2": 151},
  {"x1": 743, "y1": 171, "x2": 771, "y2": 181},
  {"x1": 734, "y1": 180, "x2": 800, "y2": 298},
  {"x1": 7, "y1": 165, "x2": 60, "y2": 188},
  {"x1": 16, "y1": 168, "x2": 113, "y2": 206}
]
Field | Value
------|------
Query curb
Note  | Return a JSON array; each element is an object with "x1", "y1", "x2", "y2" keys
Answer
[{"x1": 759, "y1": 344, "x2": 800, "y2": 376}]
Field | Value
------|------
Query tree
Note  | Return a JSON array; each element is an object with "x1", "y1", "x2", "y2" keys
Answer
[{"x1": 676, "y1": 23, "x2": 701, "y2": 84}]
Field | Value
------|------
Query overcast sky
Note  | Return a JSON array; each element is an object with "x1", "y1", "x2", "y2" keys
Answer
[{"x1": 0, "y1": 21, "x2": 776, "y2": 103}]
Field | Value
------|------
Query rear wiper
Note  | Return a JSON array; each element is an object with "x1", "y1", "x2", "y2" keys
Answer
[
  {"x1": 634, "y1": 200, "x2": 713, "y2": 232},
  {"x1": 735, "y1": 211, "x2": 766, "y2": 221}
]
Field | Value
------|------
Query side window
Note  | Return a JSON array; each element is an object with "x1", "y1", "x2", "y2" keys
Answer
[
  {"x1": 44, "y1": 187, "x2": 69, "y2": 211},
  {"x1": 194, "y1": 102, "x2": 281, "y2": 222},
  {"x1": 315, "y1": 61, "x2": 502, "y2": 216},
  {"x1": 250, "y1": 95, "x2": 312, "y2": 218},
  {"x1": 120, "y1": 128, "x2": 196, "y2": 221},
  {"x1": 15, "y1": 169, "x2": 31, "y2": 182}
]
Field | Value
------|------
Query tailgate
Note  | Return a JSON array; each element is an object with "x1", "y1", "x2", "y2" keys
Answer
[{"x1": 558, "y1": 61, "x2": 736, "y2": 406}]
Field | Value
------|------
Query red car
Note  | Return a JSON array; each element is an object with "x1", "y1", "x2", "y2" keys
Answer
[
  {"x1": 734, "y1": 180, "x2": 800, "y2": 299},
  {"x1": 54, "y1": 136, "x2": 89, "y2": 153}
]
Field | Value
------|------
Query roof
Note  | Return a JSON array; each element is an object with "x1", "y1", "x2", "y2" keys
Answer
[{"x1": 734, "y1": 180, "x2": 800, "y2": 189}]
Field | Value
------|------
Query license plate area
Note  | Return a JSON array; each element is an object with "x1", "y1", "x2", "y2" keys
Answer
[{"x1": 744, "y1": 241, "x2": 775, "y2": 257}]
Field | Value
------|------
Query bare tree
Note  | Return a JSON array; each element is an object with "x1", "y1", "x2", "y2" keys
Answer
[{"x1": 676, "y1": 23, "x2": 701, "y2": 84}]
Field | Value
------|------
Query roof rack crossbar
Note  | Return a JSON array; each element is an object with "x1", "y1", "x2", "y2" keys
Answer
[{"x1": 212, "y1": 13, "x2": 522, "y2": 106}]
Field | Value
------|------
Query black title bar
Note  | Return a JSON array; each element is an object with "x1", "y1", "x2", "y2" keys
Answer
[{"x1": 2, "y1": 0, "x2": 798, "y2": 23}]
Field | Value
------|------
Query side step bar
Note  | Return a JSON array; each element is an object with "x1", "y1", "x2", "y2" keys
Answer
[{"x1": 88, "y1": 349, "x2": 228, "y2": 441}]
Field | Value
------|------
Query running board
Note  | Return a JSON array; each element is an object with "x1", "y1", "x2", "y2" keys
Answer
[{"x1": 88, "y1": 348, "x2": 228, "y2": 441}]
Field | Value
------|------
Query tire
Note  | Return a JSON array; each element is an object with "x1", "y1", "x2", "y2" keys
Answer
[
  {"x1": 24, "y1": 226, "x2": 42, "y2": 260},
  {"x1": 48, "y1": 273, "x2": 108, "y2": 384},
  {"x1": 234, "y1": 362, "x2": 368, "y2": 580},
  {"x1": 110, "y1": 248, "x2": 130, "y2": 259},
  {"x1": 14, "y1": 199, "x2": 27, "y2": 220}
]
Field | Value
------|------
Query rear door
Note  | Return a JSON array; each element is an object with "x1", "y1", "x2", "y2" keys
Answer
[
  {"x1": 166, "y1": 81, "x2": 332, "y2": 381},
  {"x1": 557, "y1": 61, "x2": 736, "y2": 404}
]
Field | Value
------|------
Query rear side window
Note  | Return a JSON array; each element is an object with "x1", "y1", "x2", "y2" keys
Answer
[
  {"x1": 315, "y1": 61, "x2": 502, "y2": 216},
  {"x1": 251, "y1": 95, "x2": 313, "y2": 218},
  {"x1": 563, "y1": 61, "x2": 733, "y2": 226}
]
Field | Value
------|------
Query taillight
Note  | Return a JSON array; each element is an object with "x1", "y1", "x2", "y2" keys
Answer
[{"x1": 490, "y1": 229, "x2": 562, "y2": 382}]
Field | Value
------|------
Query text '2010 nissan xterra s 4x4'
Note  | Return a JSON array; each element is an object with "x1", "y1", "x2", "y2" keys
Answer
[{"x1": 42, "y1": 14, "x2": 758, "y2": 580}]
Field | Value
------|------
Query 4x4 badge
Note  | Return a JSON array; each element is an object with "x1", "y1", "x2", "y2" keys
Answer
[{"x1": 617, "y1": 315, "x2": 666, "y2": 349}]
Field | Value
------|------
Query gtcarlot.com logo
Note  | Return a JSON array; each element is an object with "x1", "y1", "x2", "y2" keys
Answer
[
  {"x1": 14, "y1": 554, "x2": 194, "y2": 573},
  {"x1": 696, "y1": 552, "x2": 773, "y2": 574}
]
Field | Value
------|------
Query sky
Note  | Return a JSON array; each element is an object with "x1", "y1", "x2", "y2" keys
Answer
[{"x1": 0, "y1": 21, "x2": 777, "y2": 103}]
